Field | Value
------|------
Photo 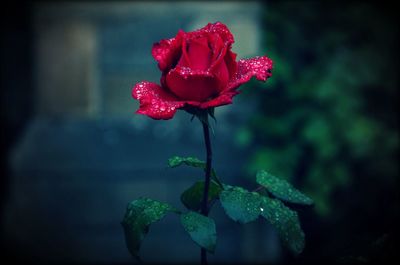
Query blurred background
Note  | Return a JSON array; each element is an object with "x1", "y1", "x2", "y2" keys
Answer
[{"x1": 0, "y1": 1, "x2": 398, "y2": 264}]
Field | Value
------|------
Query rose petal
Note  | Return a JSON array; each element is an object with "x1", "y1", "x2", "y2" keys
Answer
[
  {"x1": 203, "y1": 22, "x2": 235, "y2": 46},
  {"x1": 152, "y1": 30, "x2": 184, "y2": 71},
  {"x1": 199, "y1": 91, "x2": 240, "y2": 109},
  {"x1": 166, "y1": 67, "x2": 219, "y2": 102},
  {"x1": 207, "y1": 34, "x2": 230, "y2": 91},
  {"x1": 132, "y1": 81, "x2": 185, "y2": 120},
  {"x1": 227, "y1": 56, "x2": 273, "y2": 91},
  {"x1": 208, "y1": 33, "x2": 225, "y2": 62},
  {"x1": 210, "y1": 48, "x2": 230, "y2": 92},
  {"x1": 208, "y1": 37, "x2": 226, "y2": 71},
  {"x1": 209, "y1": 22, "x2": 235, "y2": 45},
  {"x1": 187, "y1": 22, "x2": 234, "y2": 47},
  {"x1": 187, "y1": 36, "x2": 212, "y2": 70},
  {"x1": 224, "y1": 50, "x2": 238, "y2": 78},
  {"x1": 176, "y1": 38, "x2": 191, "y2": 68}
]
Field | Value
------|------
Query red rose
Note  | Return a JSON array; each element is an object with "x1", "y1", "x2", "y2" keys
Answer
[{"x1": 132, "y1": 22, "x2": 273, "y2": 120}]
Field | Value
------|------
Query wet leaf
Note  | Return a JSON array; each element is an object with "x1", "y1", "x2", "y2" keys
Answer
[
  {"x1": 256, "y1": 170, "x2": 313, "y2": 205},
  {"x1": 121, "y1": 198, "x2": 177, "y2": 259},
  {"x1": 220, "y1": 186, "x2": 262, "y2": 224},
  {"x1": 181, "y1": 180, "x2": 223, "y2": 211},
  {"x1": 180, "y1": 211, "x2": 217, "y2": 253},
  {"x1": 168, "y1": 156, "x2": 205, "y2": 168},
  {"x1": 167, "y1": 156, "x2": 223, "y2": 187},
  {"x1": 260, "y1": 196, "x2": 305, "y2": 255}
]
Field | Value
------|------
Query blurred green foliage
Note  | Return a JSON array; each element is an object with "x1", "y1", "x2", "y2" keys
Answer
[
  {"x1": 238, "y1": 4, "x2": 399, "y2": 262},
  {"x1": 238, "y1": 2, "x2": 398, "y2": 220}
]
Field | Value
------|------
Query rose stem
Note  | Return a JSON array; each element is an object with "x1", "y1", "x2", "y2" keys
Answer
[{"x1": 200, "y1": 116, "x2": 212, "y2": 265}]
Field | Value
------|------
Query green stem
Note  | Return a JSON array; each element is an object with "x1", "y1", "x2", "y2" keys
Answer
[{"x1": 200, "y1": 117, "x2": 212, "y2": 265}]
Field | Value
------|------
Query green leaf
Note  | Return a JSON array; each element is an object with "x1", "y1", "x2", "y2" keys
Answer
[
  {"x1": 219, "y1": 186, "x2": 263, "y2": 224},
  {"x1": 167, "y1": 156, "x2": 224, "y2": 188},
  {"x1": 121, "y1": 198, "x2": 177, "y2": 259},
  {"x1": 181, "y1": 180, "x2": 223, "y2": 211},
  {"x1": 260, "y1": 196, "x2": 305, "y2": 255},
  {"x1": 180, "y1": 211, "x2": 217, "y2": 253},
  {"x1": 256, "y1": 170, "x2": 314, "y2": 206},
  {"x1": 168, "y1": 156, "x2": 205, "y2": 168}
]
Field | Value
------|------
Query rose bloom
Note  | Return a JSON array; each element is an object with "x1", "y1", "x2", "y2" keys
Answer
[{"x1": 132, "y1": 22, "x2": 273, "y2": 120}]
